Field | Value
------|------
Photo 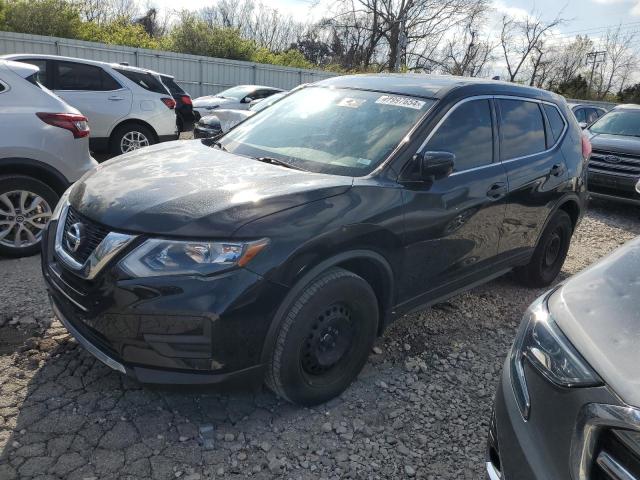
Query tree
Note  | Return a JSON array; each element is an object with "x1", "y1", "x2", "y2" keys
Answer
[
  {"x1": 168, "y1": 11, "x2": 255, "y2": 60},
  {"x1": 499, "y1": 10, "x2": 565, "y2": 83},
  {"x1": 3, "y1": 0, "x2": 83, "y2": 38},
  {"x1": 555, "y1": 74, "x2": 589, "y2": 99},
  {"x1": 592, "y1": 26, "x2": 638, "y2": 99},
  {"x1": 618, "y1": 83, "x2": 640, "y2": 103}
]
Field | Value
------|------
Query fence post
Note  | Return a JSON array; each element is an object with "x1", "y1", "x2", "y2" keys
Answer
[
  {"x1": 198, "y1": 59, "x2": 203, "y2": 97},
  {"x1": 134, "y1": 50, "x2": 139, "y2": 67},
  {"x1": 299, "y1": 70, "x2": 303, "y2": 85},
  {"x1": 253, "y1": 64, "x2": 257, "y2": 84},
  {"x1": 54, "y1": 41, "x2": 60, "y2": 55}
]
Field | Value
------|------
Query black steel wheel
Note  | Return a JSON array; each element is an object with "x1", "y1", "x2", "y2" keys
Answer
[{"x1": 266, "y1": 267, "x2": 378, "y2": 406}]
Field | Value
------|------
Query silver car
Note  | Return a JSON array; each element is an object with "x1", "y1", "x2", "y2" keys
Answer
[
  {"x1": 192, "y1": 85, "x2": 284, "y2": 119},
  {"x1": 0, "y1": 59, "x2": 96, "y2": 257},
  {"x1": 488, "y1": 236, "x2": 640, "y2": 479}
]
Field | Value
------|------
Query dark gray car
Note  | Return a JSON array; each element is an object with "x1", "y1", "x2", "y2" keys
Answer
[
  {"x1": 488, "y1": 236, "x2": 640, "y2": 479},
  {"x1": 586, "y1": 104, "x2": 640, "y2": 205}
]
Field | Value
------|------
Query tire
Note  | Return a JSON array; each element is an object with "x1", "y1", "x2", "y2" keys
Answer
[
  {"x1": 265, "y1": 267, "x2": 379, "y2": 406},
  {"x1": 515, "y1": 210, "x2": 573, "y2": 288},
  {"x1": 110, "y1": 123, "x2": 156, "y2": 156},
  {"x1": 0, "y1": 175, "x2": 58, "y2": 258},
  {"x1": 176, "y1": 115, "x2": 184, "y2": 133}
]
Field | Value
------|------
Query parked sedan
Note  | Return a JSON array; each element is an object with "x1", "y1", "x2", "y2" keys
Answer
[
  {"x1": 585, "y1": 104, "x2": 640, "y2": 205},
  {"x1": 0, "y1": 59, "x2": 96, "y2": 257},
  {"x1": 192, "y1": 85, "x2": 284, "y2": 119},
  {"x1": 488, "y1": 236, "x2": 640, "y2": 480},
  {"x1": 193, "y1": 92, "x2": 287, "y2": 139}
]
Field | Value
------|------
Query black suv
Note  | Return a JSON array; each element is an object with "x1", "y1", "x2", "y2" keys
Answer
[
  {"x1": 586, "y1": 104, "x2": 640, "y2": 205},
  {"x1": 42, "y1": 75, "x2": 588, "y2": 405}
]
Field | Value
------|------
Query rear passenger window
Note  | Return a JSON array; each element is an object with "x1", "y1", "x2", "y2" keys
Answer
[
  {"x1": 0, "y1": 81, "x2": 5, "y2": 93},
  {"x1": 427, "y1": 99, "x2": 494, "y2": 171},
  {"x1": 585, "y1": 108, "x2": 600, "y2": 124},
  {"x1": 498, "y1": 99, "x2": 546, "y2": 160},
  {"x1": 543, "y1": 104, "x2": 566, "y2": 143},
  {"x1": 56, "y1": 62, "x2": 120, "y2": 91}
]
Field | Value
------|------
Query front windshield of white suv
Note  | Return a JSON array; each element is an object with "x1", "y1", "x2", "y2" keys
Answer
[
  {"x1": 218, "y1": 87, "x2": 434, "y2": 176},
  {"x1": 589, "y1": 109, "x2": 640, "y2": 137}
]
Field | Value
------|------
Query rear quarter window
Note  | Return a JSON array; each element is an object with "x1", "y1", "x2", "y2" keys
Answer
[
  {"x1": 498, "y1": 99, "x2": 547, "y2": 160},
  {"x1": 116, "y1": 68, "x2": 168, "y2": 94},
  {"x1": 160, "y1": 75, "x2": 185, "y2": 95},
  {"x1": 543, "y1": 104, "x2": 566, "y2": 143}
]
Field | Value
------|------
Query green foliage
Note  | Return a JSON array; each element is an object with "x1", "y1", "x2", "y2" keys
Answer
[
  {"x1": 76, "y1": 19, "x2": 160, "y2": 50},
  {"x1": 552, "y1": 75, "x2": 590, "y2": 99},
  {"x1": 3, "y1": 0, "x2": 82, "y2": 38},
  {"x1": 168, "y1": 13, "x2": 254, "y2": 61},
  {"x1": 251, "y1": 47, "x2": 312, "y2": 69},
  {"x1": 617, "y1": 83, "x2": 640, "y2": 104}
]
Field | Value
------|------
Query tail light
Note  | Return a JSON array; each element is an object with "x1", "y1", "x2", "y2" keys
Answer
[
  {"x1": 161, "y1": 97, "x2": 176, "y2": 109},
  {"x1": 581, "y1": 134, "x2": 592, "y2": 160},
  {"x1": 36, "y1": 112, "x2": 90, "y2": 139},
  {"x1": 180, "y1": 95, "x2": 192, "y2": 105}
]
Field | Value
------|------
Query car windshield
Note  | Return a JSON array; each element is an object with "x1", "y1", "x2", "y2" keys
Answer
[
  {"x1": 218, "y1": 87, "x2": 434, "y2": 176},
  {"x1": 589, "y1": 110, "x2": 640, "y2": 137},
  {"x1": 250, "y1": 93, "x2": 286, "y2": 112},
  {"x1": 215, "y1": 86, "x2": 254, "y2": 100}
]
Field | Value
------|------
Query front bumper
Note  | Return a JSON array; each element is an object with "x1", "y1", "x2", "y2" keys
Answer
[
  {"x1": 588, "y1": 170, "x2": 640, "y2": 205},
  {"x1": 193, "y1": 124, "x2": 221, "y2": 139},
  {"x1": 41, "y1": 221, "x2": 288, "y2": 385},
  {"x1": 489, "y1": 357, "x2": 619, "y2": 479}
]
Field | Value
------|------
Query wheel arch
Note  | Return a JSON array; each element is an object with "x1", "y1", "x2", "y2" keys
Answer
[
  {"x1": 259, "y1": 249, "x2": 396, "y2": 365},
  {"x1": 0, "y1": 158, "x2": 69, "y2": 195},
  {"x1": 109, "y1": 118, "x2": 159, "y2": 145}
]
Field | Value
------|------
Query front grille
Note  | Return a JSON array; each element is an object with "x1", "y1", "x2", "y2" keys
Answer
[
  {"x1": 593, "y1": 429, "x2": 640, "y2": 480},
  {"x1": 589, "y1": 149, "x2": 640, "y2": 179},
  {"x1": 62, "y1": 206, "x2": 110, "y2": 264}
]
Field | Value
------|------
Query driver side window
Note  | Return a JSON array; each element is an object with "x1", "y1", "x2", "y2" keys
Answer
[{"x1": 426, "y1": 99, "x2": 494, "y2": 172}]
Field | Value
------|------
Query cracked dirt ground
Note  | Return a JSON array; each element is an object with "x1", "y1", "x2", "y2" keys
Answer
[{"x1": 0, "y1": 200, "x2": 638, "y2": 480}]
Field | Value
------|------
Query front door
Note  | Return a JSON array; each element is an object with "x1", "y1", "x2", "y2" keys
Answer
[
  {"x1": 399, "y1": 98, "x2": 508, "y2": 308},
  {"x1": 52, "y1": 60, "x2": 132, "y2": 139}
]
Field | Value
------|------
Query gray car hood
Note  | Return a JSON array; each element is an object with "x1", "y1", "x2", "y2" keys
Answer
[
  {"x1": 192, "y1": 96, "x2": 239, "y2": 109},
  {"x1": 549, "y1": 237, "x2": 640, "y2": 407}
]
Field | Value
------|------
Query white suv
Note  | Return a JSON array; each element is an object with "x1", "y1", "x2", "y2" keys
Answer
[
  {"x1": 2, "y1": 54, "x2": 178, "y2": 156},
  {"x1": 0, "y1": 59, "x2": 96, "y2": 257}
]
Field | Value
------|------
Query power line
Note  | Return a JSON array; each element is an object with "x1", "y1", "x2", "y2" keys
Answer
[{"x1": 547, "y1": 20, "x2": 640, "y2": 38}]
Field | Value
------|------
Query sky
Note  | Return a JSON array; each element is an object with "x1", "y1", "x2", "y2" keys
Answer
[{"x1": 151, "y1": 0, "x2": 640, "y2": 34}]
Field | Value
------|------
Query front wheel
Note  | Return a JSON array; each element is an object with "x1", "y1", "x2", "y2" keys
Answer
[
  {"x1": 0, "y1": 175, "x2": 58, "y2": 258},
  {"x1": 265, "y1": 267, "x2": 379, "y2": 406},
  {"x1": 514, "y1": 210, "x2": 573, "y2": 287}
]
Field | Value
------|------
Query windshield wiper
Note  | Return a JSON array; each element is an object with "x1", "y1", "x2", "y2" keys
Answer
[{"x1": 254, "y1": 156, "x2": 301, "y2": 170}]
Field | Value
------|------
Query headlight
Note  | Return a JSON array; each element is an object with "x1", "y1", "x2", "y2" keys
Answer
[
  {"x1": 510, "y1": 291, "x2": 602, "y2": 419},
  {"x1": 119, "y1": 238, "x2": 268, "y2": 278},
  {"x1": 51, "y1": 187, "x2": 72, "y2": 222}
]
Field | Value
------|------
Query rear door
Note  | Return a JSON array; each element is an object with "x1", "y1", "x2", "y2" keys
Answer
[
  {"x1": 52, "y1": 61, "x2": 132, "y2": 139},
  {"x1": 497, "y1": 98, "x2": 568, "y2": 258},
  {"x1": 399, "y1": 98, "x2": 508, "y2": 306}
]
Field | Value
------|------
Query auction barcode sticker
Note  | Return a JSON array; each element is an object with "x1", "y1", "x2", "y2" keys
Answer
[{"x1": 375, "y1": 95, "x2": 425, "y2": 110}]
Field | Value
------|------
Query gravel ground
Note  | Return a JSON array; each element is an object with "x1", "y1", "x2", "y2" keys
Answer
[{"x1": 0, "y1": 200, "x2": 638, "y2": 480}]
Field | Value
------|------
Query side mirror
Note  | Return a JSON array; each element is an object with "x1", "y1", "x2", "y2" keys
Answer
[
  {"x1": 579, "y1": 122, "x2": 587, "y2": 129},
  {"x1": 417, "y1": 151, "x2": 455, "y2": 180},
  {"x1": 242, "y1": 96, "x2": 253, "y2": 104}
]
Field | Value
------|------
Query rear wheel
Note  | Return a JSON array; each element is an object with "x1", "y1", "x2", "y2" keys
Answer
[
  {"x1": 515, "y1": 210, "x2": 572, "y2": 287},
  {"x1": 0, "y1": 175, "x2": 58, "y2": 258},
  {"x1": 266, "y1": 267, "x2": 378, "y2": 406},
  {"x1": 110, "y1": 124, "x2": 156, "y2": 156}
]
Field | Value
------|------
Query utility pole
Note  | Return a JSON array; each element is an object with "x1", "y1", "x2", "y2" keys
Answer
[{"x1": 586, "y1": 51, "x2": 606, "y2": 97}]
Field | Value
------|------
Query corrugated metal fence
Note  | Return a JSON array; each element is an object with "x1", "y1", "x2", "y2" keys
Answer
[{"x1": 0, "y1": 31, "x2": 336, "y2": 97}]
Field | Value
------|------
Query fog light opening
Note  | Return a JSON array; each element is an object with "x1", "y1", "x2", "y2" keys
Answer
[{"x1": 489, "y1": 445, "x2": 502, "y2": 475}]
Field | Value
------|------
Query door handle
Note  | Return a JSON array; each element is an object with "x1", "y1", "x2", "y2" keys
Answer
[
  {"x1": 550, "y1": 164, "x2": 565, "y2": 177},
  {"x1": 108, "y1": 96, "x2": 124, "y2": 101},
  {"x1": 487, "y1": 183, "x2": 507, "y2": 199}
]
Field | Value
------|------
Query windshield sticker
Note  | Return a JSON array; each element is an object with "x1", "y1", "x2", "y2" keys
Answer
[
  {"x1": 375, "y1": 95, "x2": 425, "y2": 110},
  {"x1": 357, "y1": 158, "x2": 372, "y2": 166},
  {"x1": 337, "y1": 97, "x2": 366, "y2": 108}
]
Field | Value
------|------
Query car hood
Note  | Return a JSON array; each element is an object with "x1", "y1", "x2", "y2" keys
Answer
[
  {"x1": 549, "y1": 237, "x2": 640, "y2": 407},
  {"x1": 200, "y1": 109, "x2": 253, "y2": 126},
  {"x1": 587, "y1": 132, "x2": 640, "y2": 155},
  {"x1": 192, "y1": 96, "x2": 238, "y2": 109},
  {"x1": 69, "y1": 140, "x2": 353, "y2": 237}
]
